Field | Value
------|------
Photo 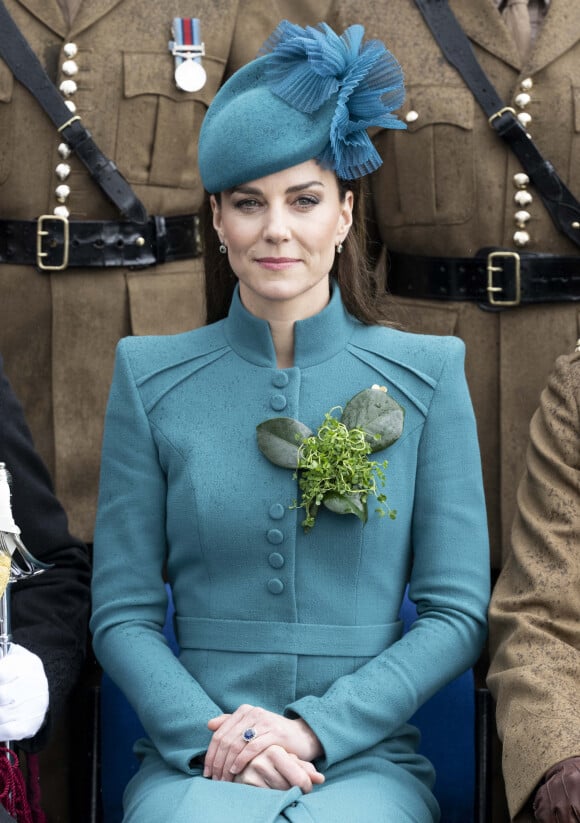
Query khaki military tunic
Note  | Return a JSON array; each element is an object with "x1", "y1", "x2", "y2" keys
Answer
[
  {"x1": 488, "y1": 348, "x2": 580, "y2": 821},
  {"x1": 332, "y1": 0, "x2": 580, "y2": 569},
  {"x1": 0, "y1": 0, "x2": 284, "y2": 541}
]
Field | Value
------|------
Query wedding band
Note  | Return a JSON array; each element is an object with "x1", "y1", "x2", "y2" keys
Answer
[{"x1": 242, "y1": 727, "x2": 257, "y2": 743}]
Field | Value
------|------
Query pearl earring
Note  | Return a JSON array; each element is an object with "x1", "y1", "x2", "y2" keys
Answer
[
  {"x1": 219, "y1": 243, "x2": 227, "y2": 255},
  {"x1": 336, "y1": 242, "x2": 344, "y2": 254}
]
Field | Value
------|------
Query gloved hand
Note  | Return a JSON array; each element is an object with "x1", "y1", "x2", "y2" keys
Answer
[
  {"x1": 533, "y1": 757, "x2": 580, "y2": 823},
  {"x1": 0, "y1": 644, "x2": 49, "y2": 741}
]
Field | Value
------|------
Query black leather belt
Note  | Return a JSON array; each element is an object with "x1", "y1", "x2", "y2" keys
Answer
[
  {"x1": 387, "y1": 249, "x2": 580, "y2": 308},
  {"x1": 0, "y1": 214, "x2": 202, "y2": 271}
]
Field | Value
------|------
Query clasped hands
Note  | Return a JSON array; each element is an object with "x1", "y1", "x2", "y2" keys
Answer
[
  {"x1": 534, "y1": 756, "x2": 580, "y2": 823},
  {"x1": 203, "y1": 705, "x2": 325, "y2": 794}
]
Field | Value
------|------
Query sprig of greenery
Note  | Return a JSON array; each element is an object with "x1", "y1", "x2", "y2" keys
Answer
[
  {"x1": 256, "y1": 386, "x2": 405, "y2": 533},
  {"x1": 292, "y1": 410, "x2": 396, "y2": 531}
]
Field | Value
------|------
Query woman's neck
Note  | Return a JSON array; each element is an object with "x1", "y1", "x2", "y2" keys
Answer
[{"x1": 268, "y1": 318, "x2": 295, "y2": 369}]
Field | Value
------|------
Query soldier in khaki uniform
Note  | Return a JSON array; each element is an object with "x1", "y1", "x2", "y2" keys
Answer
[
  {"x1": 0, "y1": 0, "x2": 285, "y2": 545},
  {"x1": 488, "y1": 345, "x2": 580, "y2": 822},
  {"x1": 329, "y1": 0, "x2": 580, "y2": 574}
]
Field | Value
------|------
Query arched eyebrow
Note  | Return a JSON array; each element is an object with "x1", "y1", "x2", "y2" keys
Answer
[{"x1": 230, "y1": 180, "x2": 326, "y2": 196}]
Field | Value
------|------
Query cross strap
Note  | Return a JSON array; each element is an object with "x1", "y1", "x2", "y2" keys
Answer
[
  {"x1": 414, "y1": 0, "x2": 580, "y2": 249},
  {"x1": 0, "y1": 0, "x2": 147, "y2": 224}
]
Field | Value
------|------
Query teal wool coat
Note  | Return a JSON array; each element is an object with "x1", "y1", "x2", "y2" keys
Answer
[{"x1": 90, "y1": 287, "x2": 490, "y2": 823}]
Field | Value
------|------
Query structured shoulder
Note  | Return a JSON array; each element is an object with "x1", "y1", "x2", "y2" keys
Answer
[
  {"x1": 350, "y1": 323, "x2": 466, "y2": 381},
  {"x1": 116, "y1": 321, "x2": 229, "y2": 381}
]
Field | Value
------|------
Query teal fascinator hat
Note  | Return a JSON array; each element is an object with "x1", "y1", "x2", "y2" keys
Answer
[{"x1": 198, "y1": 20, "x2": 406, "y2": 193}]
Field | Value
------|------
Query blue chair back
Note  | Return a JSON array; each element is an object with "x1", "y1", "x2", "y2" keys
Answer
[{"x1": 100, "y1": 588, "x2": 475, "y2": 822}]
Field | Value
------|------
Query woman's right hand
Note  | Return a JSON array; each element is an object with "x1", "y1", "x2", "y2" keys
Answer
[{"x1": 232, "y1": 744, "x2": 325, "y2": 793}]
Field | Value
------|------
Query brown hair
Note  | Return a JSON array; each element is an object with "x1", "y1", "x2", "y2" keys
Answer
[{"x1": 202, "y1": 173, "x2": 393, "y2": 326}]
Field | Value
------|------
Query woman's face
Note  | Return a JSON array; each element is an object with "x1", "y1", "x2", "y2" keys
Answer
[{"x1": 211, "y1": 160, "x2": 353, "y2": 321}]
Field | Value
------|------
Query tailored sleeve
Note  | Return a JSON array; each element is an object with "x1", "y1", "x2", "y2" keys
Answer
[
  {"x1": 285, "y1": 338, "x2": 490, "y2": 769},
  {"x1": 90, "y1": 341, "x2": 222, "y2": 774},
  {"x1": 0, "y1": 355, "x2": 90, "y2": 752},
  {"x1": 487, "y1": 353, "x2": 580, "y2": 820}
]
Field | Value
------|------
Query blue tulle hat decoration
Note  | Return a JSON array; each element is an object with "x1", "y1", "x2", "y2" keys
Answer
[{"x1": 198, "y1": 20, "x2": 405, "y2": 193}]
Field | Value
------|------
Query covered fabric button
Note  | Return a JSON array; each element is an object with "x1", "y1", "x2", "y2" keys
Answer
[
  {"x1": 270, "y1": 394, "x2": 287, "y2": 411},
  {"x1": 269, "y1": 503, "x2": 285, "y2": 520},
  {"x1": 267, "y1": 529, "x2": 284, "y2": 545},
  {"x1": 268, "y1": 552, "x2": 285, "y2": 569},
  {"x1": 272, "y1": 372, "x2": 289, "y2": 388},
  {"x1": 267, "y1": 578, "x2": 284, "y2": 595}
]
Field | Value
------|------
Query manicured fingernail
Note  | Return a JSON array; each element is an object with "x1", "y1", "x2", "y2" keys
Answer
[{"x1": 203, "y1": 768, "x2": 209, "y2": 777}]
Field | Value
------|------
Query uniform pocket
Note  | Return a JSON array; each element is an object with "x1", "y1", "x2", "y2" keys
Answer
[
  {"x1": 0, "y1": 60, "x2": 14, "y2": 185},
  {"x1": 116, "y1": 51, "x2": 225, "y2": 188},
  {"x1": 373, "y1": 84, "x2": 475, "y2": 227}
]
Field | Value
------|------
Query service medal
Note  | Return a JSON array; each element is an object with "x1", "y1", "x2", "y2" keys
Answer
[{"x1": 169, "y1": 18, "x2": 206, "y2": 92}]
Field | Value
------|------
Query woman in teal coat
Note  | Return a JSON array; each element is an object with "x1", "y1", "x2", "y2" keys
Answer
[{"x1": 90, "y1": 21, "x2": 490, "y2": 822}]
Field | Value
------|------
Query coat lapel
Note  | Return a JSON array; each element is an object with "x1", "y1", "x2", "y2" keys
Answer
[
  {"x1": 12, "y1": 0, "x2": 67, "y2": 37},
  {"x1": 450, "y1": 0, "x2": 522, "y2": 70},
  {"x1": 12, "y1": 0, "x2": 125, "y2": 38},
  {"x1": 526, "y1": 0, "x2": 580, "y2": 75},
  {"x1": 68, "y1": 0, "x2": 124, "y2": 38}
]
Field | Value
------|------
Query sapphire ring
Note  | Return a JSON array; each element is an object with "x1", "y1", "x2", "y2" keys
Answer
[{"x1": 242, "y1": 728, "x2": 257, "y2": 743}]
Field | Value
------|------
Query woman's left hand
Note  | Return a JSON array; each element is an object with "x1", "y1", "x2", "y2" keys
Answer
[{"x1": 204, "y1": 704, "x2": 323, "y2": 781}]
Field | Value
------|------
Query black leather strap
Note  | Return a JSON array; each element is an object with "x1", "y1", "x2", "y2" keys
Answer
[
  {"x1": 414, "y1": 0, "x2": 580, "y2": 249},
  {"x1": 0, "y1": 0, "x2": 147, "y2": 224},
  {"x1": 0, "y1": 215, "x2": 202, "y2": 270},
  {"x1": 387, "y1": 249, "x2": 580, "y2": 307}
]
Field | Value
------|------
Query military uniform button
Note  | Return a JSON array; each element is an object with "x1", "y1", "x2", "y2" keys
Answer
[
  {"x1": 53, "y1": 205, "x2": 69, "y2": 218},
  {"x1": 63, "y1": 43, "x2": 78, "y2": 58},
  {"x1": 266, "y1": 529, "x2": 284, "y2": 545},
  {"x1": 515, "y1": 92, "x2": 531, "y2": 108},
  {"x1": 272, "y1": 372, "x2": 289, "y2": 388},
  {"x1": 514, "y1": 210, "x2": 531, "y2": 226},
  {"x1": 270, "y1": 394, "x2": 287, "y2": 411},
  {"x1": 269, "y1": 503, "x2": 285, "y2": 520},
  {"x1": 55, "y1": 163, "x2": 71, "y2": 181},
  {"x1": 60, "y1": 79, "x2": 78, "y2": 97},
  {"x1": 513, "y1": 173, "x2": 530, "y2": 188},
  {"x1": 517, "y1": 111, "x2": 532, "y2": 128},
  {"x1": 405, "y1": 110, "x2": 419, "y2": 123},
  {"x1": 513, "y1": 230, "x2": 530, "y2": 247},
  {"x1": 268, "y1": 552, "x2": 285, "y2": 569},
  {"x1": 64, "y1": 100, "x2": 77, "y2": 113},
  {"x1": 514, "y1": 190, "x2": 533, "y2": 207},
  {"x1": 267, "y1": 578, "x2": 284, "y2": 595},
  {"x1": 135, "y1": 236, "x2": 146, "y2": 247},
  {"x1": 62, "y1": 60, "x2": 79, "y2": 77},
  {"x1": 520, "y1": 77, "x2": 533, "y2": 91},
  {"x1": 58, "y1": 142, "x2": 72, "y2": 160},
  {"x1": 55, "y1": 184, "x2": 71, "y2": 203}
]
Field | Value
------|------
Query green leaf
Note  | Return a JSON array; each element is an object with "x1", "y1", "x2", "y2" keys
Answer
[
  {"x1": 256, "y1": 418, "x2": 313, "y2": 469},
  {"x1": 341, "y1": 388, "x2": 405, "y2": 453},
  {"x1": 323, "y1": 492, "x2": 368, "y2": 524}
]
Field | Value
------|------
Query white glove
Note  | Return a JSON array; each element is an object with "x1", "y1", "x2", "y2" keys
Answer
[{"x1": 0, "y1": 643, "x2": 49, "y2": 741}]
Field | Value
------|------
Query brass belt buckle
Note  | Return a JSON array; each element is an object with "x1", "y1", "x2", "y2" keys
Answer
[
  {"x1": 36, "y1": 214, "x2": 70, "y2": 271},
  {"x1": 486, "y1": 251, "x2": 521, "y2": 307}
]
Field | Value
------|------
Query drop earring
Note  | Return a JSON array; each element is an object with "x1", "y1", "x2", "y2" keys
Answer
[
  {"x1": 219, "y1": 242, "x2": 227, "y2": 255},
  {"x1": 336, "y1": 242, "x2": 344, "y2": 254}
]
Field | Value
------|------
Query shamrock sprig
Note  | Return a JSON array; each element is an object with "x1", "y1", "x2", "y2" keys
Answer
[{"x1": 257, "y1": 386, "x2": 405, "y2": 532}]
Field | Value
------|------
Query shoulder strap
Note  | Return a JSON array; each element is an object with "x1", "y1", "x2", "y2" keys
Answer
[
  {"x1": 0, "y1": 0, "x2": 147, "y2": 224},
  {"x1": 414, "y1": 0, "x2": 580, "y2": 249}
]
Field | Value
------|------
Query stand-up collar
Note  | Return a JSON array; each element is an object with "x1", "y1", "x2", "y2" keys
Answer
[{"x1": 223, "y1": 283, "x2": 358, "y2": 369}]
